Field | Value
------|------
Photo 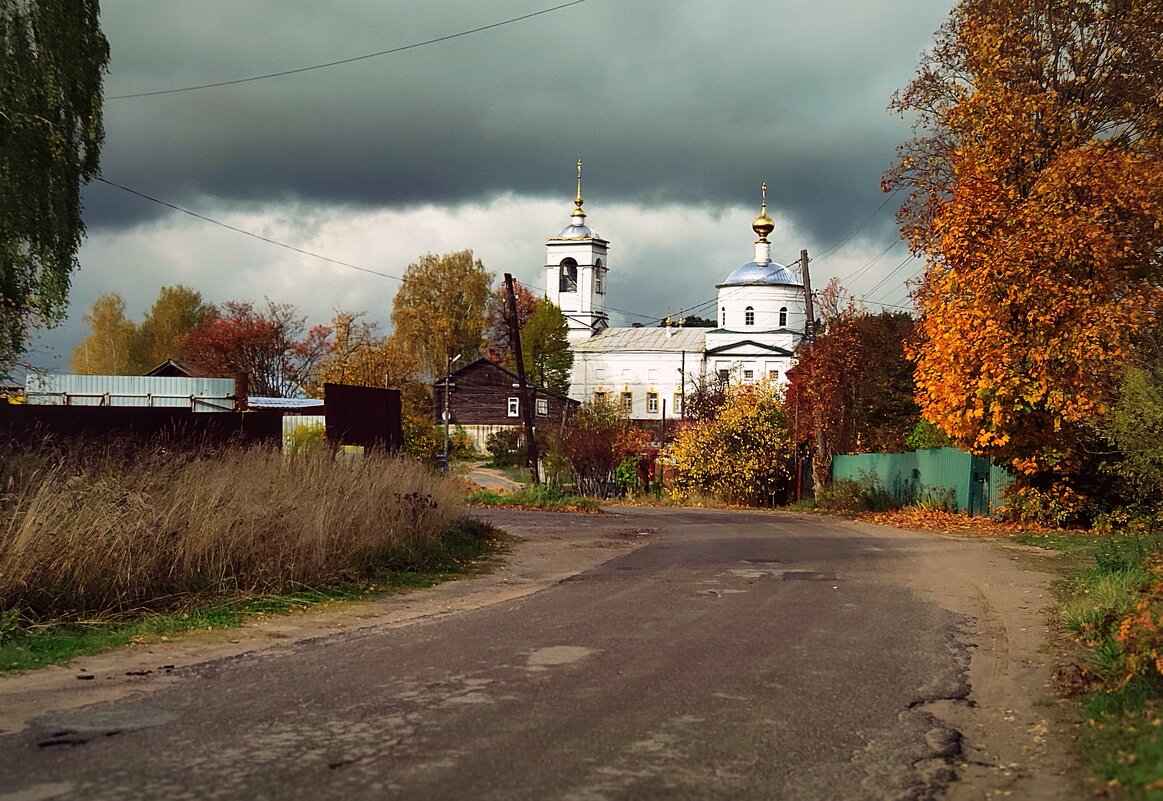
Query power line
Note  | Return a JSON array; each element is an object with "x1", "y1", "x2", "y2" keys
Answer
[
  {"x1": 813, "y1": 187, "x2": 902, "y2": 261},
  {"x1": 107, "y1": 0, "x2": 588, "y2": 100},
  {"x1": 862, "y1": 251, "x2": 920, "y2": 301},
  {"x1": 862, "y1": 298, "x2": 914, "y2": 312},
  {"x1": 96, "y1": 177, "x2": 405, "y2": 281},
  {"x1": 838, "y1": 237, "x2": 904, "y2": 285},
  {"x1": 98, "y1": 177, "x2": 678, "y2": 328}
]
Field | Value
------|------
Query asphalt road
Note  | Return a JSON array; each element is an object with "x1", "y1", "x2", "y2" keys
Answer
[{"x1": 0, "y1": 508, "x2": 1081, "y2": 800}]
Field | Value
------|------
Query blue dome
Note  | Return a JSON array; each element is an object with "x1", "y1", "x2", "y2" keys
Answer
[
  {"x1": 557, "y1": 222, "x2": 598, "y2": 239},
  {"x1": 718, "y1": 261, "x2": 801, "y2": 288}
]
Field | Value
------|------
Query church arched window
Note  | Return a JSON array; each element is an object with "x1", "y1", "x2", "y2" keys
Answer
[
  {"x1": 779, "y1": 306, "x2": 788, "y2": 327},
  {"x1": 559, "y1": 259, "x2": 578, "y2": 292},
  {"x1": 721, "y1": 307, "x2": 726, "y2": 327},
  {"x1": 594, "y1": 258, "x2": 605, "y2": 294},
  {"x1": 745, "y1": 306, "x2": 754, "y2": 326}
]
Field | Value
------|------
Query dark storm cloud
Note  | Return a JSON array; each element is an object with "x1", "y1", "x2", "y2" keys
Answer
[{"x1": 90, "y1": 0, "x2": 951, "y2": 242}]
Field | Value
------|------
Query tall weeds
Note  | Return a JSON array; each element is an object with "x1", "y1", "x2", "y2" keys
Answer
[{"x1": 0, "y1": 439, "x2": 464, "y2": 619}]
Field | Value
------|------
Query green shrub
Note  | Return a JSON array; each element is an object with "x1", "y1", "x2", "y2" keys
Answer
[
  {"x1": 285, "y1": 422, "x2": 327, "y2": 455},
  {"x1": 814, "y1": 473, "x2": 896, "y2": 513},
  {"x1": 486, "y1": 427, "x2": 524, "y2": 467},
  {"x1": 615, "y1": 457, "x2": 640, "y2": 493},
  {"x1": 450, "y1": 427, "x2": 476, "y2": 458},
  {"x1": 906, "y1": 419, "x2": 952, "y2": 450}
]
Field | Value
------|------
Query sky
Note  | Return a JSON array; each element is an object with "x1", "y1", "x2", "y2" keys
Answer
[{"x1": 30, "y1": 0, "x2": 955, "y2": 371}]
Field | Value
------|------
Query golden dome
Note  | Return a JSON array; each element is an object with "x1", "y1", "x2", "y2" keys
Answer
[{"x1": 752, "y1": 181, "x2": 774, "y2": 242}]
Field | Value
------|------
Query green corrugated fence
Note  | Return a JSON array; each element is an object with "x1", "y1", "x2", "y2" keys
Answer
[{"x1": 831, "y1": 447, "x2": 1012, "y2": 516}]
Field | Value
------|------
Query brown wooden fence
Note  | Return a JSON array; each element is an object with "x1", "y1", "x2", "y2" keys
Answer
[
  {"x1": 0, "y1": 398, "x2": 285, "y2": 447},
  {"x1": 1, "y1": 384, "x2": 402, "y2": 452}
]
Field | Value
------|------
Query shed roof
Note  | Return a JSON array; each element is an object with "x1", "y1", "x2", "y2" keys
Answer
[{"x1": 248, "y1": 396, "x2": 325, "y2": 410}]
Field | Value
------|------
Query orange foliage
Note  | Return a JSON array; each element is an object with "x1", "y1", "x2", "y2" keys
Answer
[
  {"x1": 859, "y1": 508, "x2": 1057, "y2": 536},
  {"x1": 887, "y1": 0, "x2": 1163, "y2": 486},
  {"x1": 1116, "y1": 557, "x2": 1163, "y2": 687}
]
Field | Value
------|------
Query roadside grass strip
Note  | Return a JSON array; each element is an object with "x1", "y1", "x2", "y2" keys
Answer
[
  {"x1": 1018, "y1": 530, "x2": 1163, "y2": 799},
  {"x1": 0, "y1": 518, "x2": 505, "y2": 673},
  {"x1": 466, "y1": 484, "x2": 600, "y2": 512}
]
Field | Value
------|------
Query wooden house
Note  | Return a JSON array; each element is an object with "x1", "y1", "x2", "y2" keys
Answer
[{"x1": 432, "y1": 358, "x2": 578, "y2": 453}]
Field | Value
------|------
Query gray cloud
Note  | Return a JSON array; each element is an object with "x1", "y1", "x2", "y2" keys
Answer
[
  {"x1": 89, "y1": 0, "x2": 952, "y2": 242},
  {"x1": 20, "y1": 0, "x2": 949, "y2": 374}
]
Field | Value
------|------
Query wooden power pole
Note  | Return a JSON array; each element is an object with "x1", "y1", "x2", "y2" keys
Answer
[
  {"x1": 800, "y1": 248, "x2": 814, "y2": 342},
  {"x1": 504, "y1": 273, "x2": 540, "y2": 483},
  {"x1": 800, "y1": 248, "x2": 823, "y2": 492}
]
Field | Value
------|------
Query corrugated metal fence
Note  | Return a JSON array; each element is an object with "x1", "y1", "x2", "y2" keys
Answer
[
  {"x1": 25, "y1": 374, "x2": 236, "y2": 411},
  {"x1": 831, "y1": 447, "x2": 1012, "y2": 516}
]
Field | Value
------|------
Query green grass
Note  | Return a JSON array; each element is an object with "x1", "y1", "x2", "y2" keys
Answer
[
  {"x1": 466, "y1": 483, "x2": 599, "y2": 512},
  {"x1": 1060, "y1": 566, "x2": 1150, "y2": 642},
  {"x1": 0, "y1": 518, "x2": 505, "y2": 673},
  {"x1": 1017, "y1": 528, "x2": 1163, "y2": 798},
  {"x1": 1079, "y1": 681, "x2": 1163, "y2": 800}
]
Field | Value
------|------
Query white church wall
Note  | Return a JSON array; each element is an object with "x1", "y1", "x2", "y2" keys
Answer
[
  {"x1": 717, "y1": 284, "x2": 805, "y2": 332},
  {"x1": 570, "y1": 348, "x2": 701, "y2": 421}
]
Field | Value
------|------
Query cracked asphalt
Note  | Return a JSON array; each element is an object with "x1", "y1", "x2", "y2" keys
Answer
[{"x1": 0, "y1": 508, "x2": 1081, "y2": 800}]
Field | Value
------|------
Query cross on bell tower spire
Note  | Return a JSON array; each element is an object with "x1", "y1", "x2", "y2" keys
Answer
[{"x1": 573, "y1": 158, "x2": 586, "y2": 219}]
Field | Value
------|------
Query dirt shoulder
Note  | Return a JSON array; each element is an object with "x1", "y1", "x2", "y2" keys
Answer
[
  {"x1": 0, "y1": 508, "x2": 655, "y2": 735},
  {"x1": 835, "y1": 516, "x2": 1084, "y2": 800}
]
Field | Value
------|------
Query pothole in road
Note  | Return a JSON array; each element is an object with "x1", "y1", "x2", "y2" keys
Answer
[
  {"x1": 729, "y1": 568, "x2": 835, "y2": 581},
  {"x1": 525, "y1": 645, "x2": 596, "y2": 671},
  {"x1": 33, "y1": 707, "x2": 177, "y2": 748}
]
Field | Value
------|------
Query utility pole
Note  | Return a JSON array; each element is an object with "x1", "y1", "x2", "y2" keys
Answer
[
  {"x1": 504, "y1": 273, "x2": 540, "y2": 483},
  {"x1": 799, "y1": 247, "x2": 823, "y2": 493},
  {"x1": 442, "y1": 353, "x2": 458, "y2": 471},
  {"x1": 800, "y1": 248, "x2": 814, "y2": 342}
]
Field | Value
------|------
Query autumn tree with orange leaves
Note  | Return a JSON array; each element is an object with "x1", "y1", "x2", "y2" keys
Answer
[
  {"x1": 886, "y1": 0, "x2": 1163, "y2": 498},
  {"x1": 179, "y1": 300, "x2": 331, "y2": 398}
]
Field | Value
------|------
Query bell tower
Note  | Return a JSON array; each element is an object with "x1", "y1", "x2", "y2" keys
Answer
[{"x1": 545, "y1": 159, "x2": 609, "y2": 342}]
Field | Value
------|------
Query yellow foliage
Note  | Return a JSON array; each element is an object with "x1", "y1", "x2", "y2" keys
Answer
[{"x1": 668, "y1": 381, "x2": 793, "y2": 506}]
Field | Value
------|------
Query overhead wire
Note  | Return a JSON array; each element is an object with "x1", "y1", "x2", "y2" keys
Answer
[
  {"x1": 838, "y1": 237, "x2": 904, "y2": 285},
  {"x1": 107, "y1": 0, "x2": 588, "y2": 100},
  {"x1": 812, "y1": 187, "x2": 902, "y2": 262},
  {"x1": 96, "y1": 178, "x2": 408, "y2": 281},
  {"x1": 861, "y1": 251, "x2": 920, "y2": 302},
  {"x1": 98, "y1": 176, "x2": 923, "y2": 328},
  {"x1": 98, "y1": 176, "x2": 669, "y2": 323}
]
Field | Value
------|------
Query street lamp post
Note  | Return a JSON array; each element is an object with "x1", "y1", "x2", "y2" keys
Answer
[{"x1": 442, "y1": 352, "x2": 462, "y2": 471}]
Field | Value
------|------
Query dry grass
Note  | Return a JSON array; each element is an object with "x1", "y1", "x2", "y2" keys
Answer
[{"x1": 0, "y1": 439, "x2": 465, "y2": 619}]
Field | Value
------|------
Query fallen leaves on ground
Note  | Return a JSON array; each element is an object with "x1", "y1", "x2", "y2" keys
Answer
[{"x1": 858, "y1": 509, "x2": 1058, "y2": 536}]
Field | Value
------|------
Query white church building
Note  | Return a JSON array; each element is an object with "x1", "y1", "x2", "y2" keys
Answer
[{"x1": 544, "y1": 165, "x2": 808, "y2": 421}]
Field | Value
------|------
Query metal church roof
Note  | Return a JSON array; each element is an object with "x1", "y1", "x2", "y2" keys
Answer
[
  {"x1": 570, "y1": 326, "x2": 709, "y2": 353},
  {"x1": 718, "y1": 261, "x2": 802, "y2": 288}
]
